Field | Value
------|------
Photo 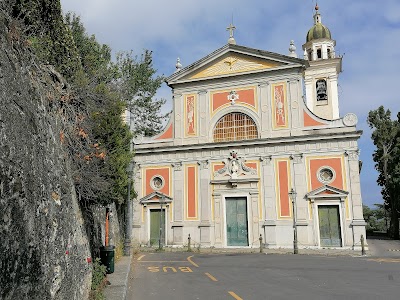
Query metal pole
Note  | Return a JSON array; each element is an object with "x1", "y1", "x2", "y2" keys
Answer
[
  {"x1": 124, "y1": 172, "x2": 132, "y2": 256},
  {"x1": 259, "y1": 234, "x2": 263, "y2": 253},
  {"x1": 290, "y1": 188, "x2": 298, "y2": 254},
  {"x1": 361, "y1": 234, "x2": 365, "y2": 255},
  {"x1": 159, "y1": 201, "x2": 163, "y2": 250},
  {"x1": 124, "y1": 111, "x2": 134, "y2": 256},
  {"x1": 188, "y1": 234, "x2": 191, "y2": 252}
]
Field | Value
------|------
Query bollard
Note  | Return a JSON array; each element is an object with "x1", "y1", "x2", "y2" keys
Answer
[
  {"x1": 259, "y1": 234, "x2": 263, "y2": 253},
  {"x1": 361, "y1": 234, "x2": 365, "y2": 255},
  {"x1": 188, "y1": 234, "x2": 191, "y2": 252}
]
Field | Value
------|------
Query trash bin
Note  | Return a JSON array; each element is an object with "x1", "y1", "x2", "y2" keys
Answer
[{"x1": 99, "y1": 245, "x2": 115, "y2": 274}]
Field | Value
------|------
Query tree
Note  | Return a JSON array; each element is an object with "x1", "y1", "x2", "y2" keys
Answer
[
  {"x1": 11, "y1": 0, "x2": 82, "y2": 79},
  {"x1": 363, "y1": 204, "x2": 389, "y2": 233},
  {"x1": 115, "y1": 50, "x2": 169, "y2": 137},
  {"x1": 91, "y1": 85, "x2": 133, "y2": 205},
  {"x1": 367, "y1": 106, "x2": 400, "y2": 239},
  {"x1": 64, "y1": 13, "x2": 133, "y2": 206}
]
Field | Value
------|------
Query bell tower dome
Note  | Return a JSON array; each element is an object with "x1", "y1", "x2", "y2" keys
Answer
[{"x1": 302, "y1": 3, "x2": 342, "y2": 120}]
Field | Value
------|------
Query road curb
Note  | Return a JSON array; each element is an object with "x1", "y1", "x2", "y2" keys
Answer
[{"x1": 104, "y1": 253, "x2": 132, "y2": 300}]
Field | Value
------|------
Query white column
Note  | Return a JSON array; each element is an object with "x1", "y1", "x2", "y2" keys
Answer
[
  {"x1": 198, "y1": 90, "x2": 208, "y2": 143},
  {"x1": 291, "y1": 154, "x2": 309, "y2": 246},
  {"x1": 213, "y1": 192, "x2": 223, "y2": 247},
  {"x1": 171, "y1": 162, "x2": 184, "y2": 244},
  {"x1": 259, "y1": 82, "x2": 270, "y2": 137},
  {"x1": 199, "y1": 160, "x2": 211, "y2": 246},
  {"x1": 346, "y1": 150, "x2": 367, "y2": 250},
  {"x1": 261, "y1": 156, "x2": 277, "y2": 247},
  {"x1": 322, "y1": 44, "x2": 328, "y2": 59},
  {"x1": 173, "y1": 93, "x2": 183, "y2": 144},
  {"x1": 328, "y1": 75, "x2": 340, "y2": 119}
]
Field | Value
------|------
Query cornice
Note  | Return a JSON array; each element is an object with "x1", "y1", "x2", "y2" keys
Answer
[{"x1": 134, "y1": 130, "x2": 362, "y2": 155}]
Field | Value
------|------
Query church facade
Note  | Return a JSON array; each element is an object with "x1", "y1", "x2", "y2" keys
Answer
[{"x1": 132, "y1": 6, "x2": 367, "y2": 250}]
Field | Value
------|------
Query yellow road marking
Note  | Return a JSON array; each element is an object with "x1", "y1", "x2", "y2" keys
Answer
[
  {"x1": 367, "y1": 258, "x2": 400, "y2": 263},
  {"x1": 228, "y1": 291, "x2": 243, "y2": 300},
  {"x1": 137, "y1": 255, "x2": 145, "y2": 261},
  {"x1": 205, "y1": 272, "x2": 218, "y2": 282},
  {"x1": 187, "y1": 255, "x2": 199, "y2": 267},
  {"x1": 139, "y1": 261, "x2": 189, "y2": 263}
]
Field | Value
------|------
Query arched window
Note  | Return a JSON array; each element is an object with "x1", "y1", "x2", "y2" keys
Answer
[
  {"x1": 316, "y1": 79, "x2": 328, "y2": 101},
  {"x1": 213, "y1": 112, "x2": 258, "y2": 142}
]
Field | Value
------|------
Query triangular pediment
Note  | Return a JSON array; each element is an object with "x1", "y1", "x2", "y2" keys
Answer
[
  {"x1": 306, "y1": 185, "x2": 348, "y2": 199},
  {"x1": 189, "y1": 53, "x2": 279, "y2": 79},
  {"x1": 167, "y1": 44, "x2": 306, "y2": 85},
  {"x1": 139, "y1": 191, "x2": 173, "y2": 204}
]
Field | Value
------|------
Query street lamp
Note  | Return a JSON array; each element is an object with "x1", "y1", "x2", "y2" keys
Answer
[
  {"x1": 123, "y1": 159, "x2": 134, "y2": 256},
  {"x1": 159, "y1": 195, "x2": 165, "y2": 250},
  {"x1": 288, "y1": 188, "x2": 298, "y2": 254},
  {"x1": 124, "y1": 109, "x2": 134, "y2": 256}
]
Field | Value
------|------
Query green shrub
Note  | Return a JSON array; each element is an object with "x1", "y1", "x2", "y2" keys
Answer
[{"x1": 90, "y1": 258, "x2": 107, "y2": 300}]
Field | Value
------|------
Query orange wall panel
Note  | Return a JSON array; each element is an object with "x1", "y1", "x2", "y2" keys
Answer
[
  {"x1": 145, "y1": 167, "x2": 170, "y2": 196},
  {"x1": 309, "y1": 157, "x2": 344, "y2": 190},
  {"x1": 212, "y1": 88, "x2": 255, "y2": 112},
  {"x1": 303, "y1": 110, "x2": 326, "y2": 127},
  {"x1": 186, "y1": 165, "x2": 198, "y2": 219},
  {"x1": 245, "y1": 162, "x2": 257, "y2": 170},
  {"x1": 278, "y1": 160, "x2": 290, "y2": 217},
  {"x1": 155, "y1": 123, "x2": 173, "y2": 140}
]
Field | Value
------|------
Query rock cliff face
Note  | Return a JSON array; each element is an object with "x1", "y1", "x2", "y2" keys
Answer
[{"x1": 0, "y1": 16, "x2": 92, "y2": 300}]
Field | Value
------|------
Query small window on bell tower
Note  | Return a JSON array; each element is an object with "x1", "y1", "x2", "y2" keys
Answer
[
  {"x1": 316, "y1": 79, "x2": 328, "y2": 101},
  {"x1": 317, "y1": 49, "x2": 322, "y2": 59},
  {"x1": 327, "y1": 48, "x2": 331, "y2": 58}
]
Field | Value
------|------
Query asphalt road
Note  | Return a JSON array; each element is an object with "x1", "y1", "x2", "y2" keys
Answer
[{"x1": 126, "y1": 251, "x2": 400, "y2": 300}]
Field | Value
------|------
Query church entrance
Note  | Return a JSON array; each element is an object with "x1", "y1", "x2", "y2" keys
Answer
[
  {"x1": 226, "y1": 197, "x2": 248, "y2": 246},
  {"x1": 318, "y1": 205, "x2": 341, "y2": 247},
  {"x1": 150, "y1": 209, "x2": 165, "y2": 246}
]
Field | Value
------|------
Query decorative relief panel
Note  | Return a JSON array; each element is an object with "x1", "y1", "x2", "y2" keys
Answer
[
  {"x1": 184, "y1": 94, "x2": 197, "y2": 137},
  {"x1": 343, "y1": 113, "x2": 358, "y2": 127},
  {"x1": 271, "y1": 83, "x2": 288, "y2": 129},
  {"x1": 210, "y1": 87, "x2": 257, "y2": 115},
  {"x1": 213, "y1": 150, "x2": 257, "y2": 180}
]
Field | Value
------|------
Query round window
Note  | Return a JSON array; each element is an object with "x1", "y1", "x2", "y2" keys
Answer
[
  {"x1": 317, "y1": 167, "x2": 335, "y2": 184},
  {"x1": 150, "y1": 175, "x2": 165, "y2": 190}
]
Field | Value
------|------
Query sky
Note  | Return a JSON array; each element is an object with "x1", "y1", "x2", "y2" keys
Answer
[{"x1": 59, "y1": 0, "x2": 400, "y2": 208}]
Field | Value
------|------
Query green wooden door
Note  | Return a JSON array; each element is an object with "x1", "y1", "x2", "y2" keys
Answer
[
  {"x1": 226, "y1": 198, "x2": 248, "y2": 246},
  {"x1": 150, "y1": 209, "x2": 165, "y2": 246},
  {"x1": 318, "y1": 205, "x2": 341, "y2": 247}
]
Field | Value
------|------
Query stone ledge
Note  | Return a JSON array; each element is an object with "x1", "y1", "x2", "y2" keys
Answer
[{"x1": 104, "y1": 254, "x2": 132, "y2": 300}]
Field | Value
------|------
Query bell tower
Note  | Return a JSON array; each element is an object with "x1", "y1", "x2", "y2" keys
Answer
[{"x1": 302, "y1": 4, "x2": 342, "y2": 120}]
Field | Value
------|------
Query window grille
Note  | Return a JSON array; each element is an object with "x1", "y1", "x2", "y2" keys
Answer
[{"x1": 213, "y1": 112, "x2": 258, "y2": 142}]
